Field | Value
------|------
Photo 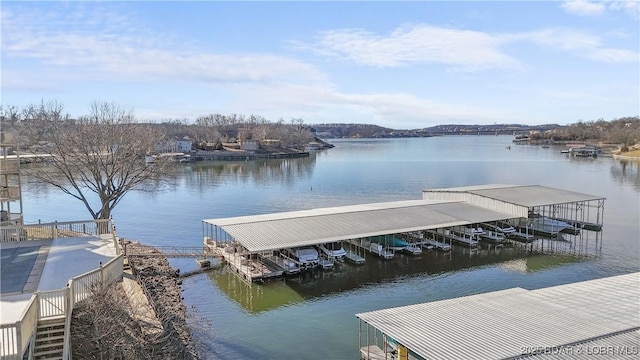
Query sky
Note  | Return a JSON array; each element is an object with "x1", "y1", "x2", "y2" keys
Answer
[{"x1": 1, "y1": 1, "x2": 639, "y2": 129}]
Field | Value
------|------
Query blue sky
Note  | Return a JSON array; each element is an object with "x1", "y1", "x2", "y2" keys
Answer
[{"x1": 2, "y1": 1, "x2": 639, "y2": 129}]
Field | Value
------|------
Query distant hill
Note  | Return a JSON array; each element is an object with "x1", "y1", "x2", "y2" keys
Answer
[{"x1": 311, "y1": 123, "x2": 561, "y2": 138}]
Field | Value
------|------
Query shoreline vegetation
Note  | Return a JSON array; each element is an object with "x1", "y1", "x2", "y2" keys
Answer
[{"x1": 71, "y1": 241, "x2": 200, "y2": 360}]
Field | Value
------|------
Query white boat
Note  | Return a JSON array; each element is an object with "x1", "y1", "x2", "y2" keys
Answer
[
  {"x1": 281, "y1": 258, "x2": 301, "y2": 274},
  {"x1": 444, "y1": 229, "x2": 478, "y2": 247},
  {"x1": 280, "y1": 247, "x2": 319, "y2": 270},
  {"x1": 368, "y1": 243, "x2": 394, "y2": 259},
  {"x1": 402, "y1": 244, "x2": 422, "y2": 255},
  {"x1": 482, "y1": 222, "x2": 516, "y2": 234},
  {"x1": 457, "y1": 226, "x2": 485, "y2": 236},
  {"x1": 317, "y1": 242, "x2": 347, "y2": 260},
  {"x1": 520, "y1": 215, "x2": 577, "y2": 237}
]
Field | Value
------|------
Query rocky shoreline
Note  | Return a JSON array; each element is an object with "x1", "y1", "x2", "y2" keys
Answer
[
  {"x1": 70, "y1": 240, "x2": 200, "y2": 360},
  {"x1": 125, "y1": 241, "x2": 199, "y2": 360}
]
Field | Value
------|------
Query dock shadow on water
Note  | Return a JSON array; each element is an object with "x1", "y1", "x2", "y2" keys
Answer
[{"x1": 206, "y1": 244, "x2": 587, "y2": 314}]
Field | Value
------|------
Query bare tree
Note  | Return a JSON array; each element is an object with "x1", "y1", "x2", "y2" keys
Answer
[{"x1": 21, "y1": 101, "x2": 172, "y2": 220}]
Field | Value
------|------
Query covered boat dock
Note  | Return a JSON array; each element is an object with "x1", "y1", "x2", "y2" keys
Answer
[
  {"x1": 202, "y1": 184, "x2": 605, "y2": 282},
  {"x1": 356, "y1": 271, "x2": 639, "y2": 360}
]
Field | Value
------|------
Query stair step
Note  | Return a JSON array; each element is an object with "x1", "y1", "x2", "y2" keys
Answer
[
  {"x1": 35, "y1": 341, "x2": 63, "y2": 350},
  {"x1": 36, "y1": 334, "x2": 65, "y2": 343},
  {"x1": 37, "y1": 322, "x2": 65, "y2": 329},
  {"x1": 34, "y1": 356, "x2": 63, "y2": 360},
  {"x1": 37, "y1": 327, "x2": 65, "y2": 336},
  {"x1": 33, "y1": 347, "x2": 63, "y2": 356},
  {"x1": 37, "y1": 316, "x2": 65, "y2": 324}
]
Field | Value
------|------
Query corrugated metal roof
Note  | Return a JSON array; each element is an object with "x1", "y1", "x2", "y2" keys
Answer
[
  {"x1": 203, "y1": 200, "x2": 518, "y2": 252},
  {"x1": 356, "y1": 272, "x2": 640, "y2": 360},
  {"x1": 424, "y1": 184, "x2": 606, "y2": 207}
]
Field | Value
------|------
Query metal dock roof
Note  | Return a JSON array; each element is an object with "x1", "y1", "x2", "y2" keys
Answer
[
  {"x1": 203, "y1": 199, "x2": 518, "y2": 253},
  {"x1": 204, "y1": 185, "x2": 606, "y2": 253},
  {"x1": 423, "y1": 184, "x2": 606, "y2": 208},
  {"x1": 356, "y1": 272, "x2": 640, "y2": 360}
]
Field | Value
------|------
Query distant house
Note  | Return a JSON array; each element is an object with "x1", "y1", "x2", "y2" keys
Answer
[
  {"x1": 154, "y1": 138, "x2": 193, "y2": 154},
  {"x1": 239, "y1": 140, "x2": 259, "y2": 151}
]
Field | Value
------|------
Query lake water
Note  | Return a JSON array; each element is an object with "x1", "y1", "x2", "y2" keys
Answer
[{"x1": 21, "y1": 136, "x2": 640, "y2": 359}]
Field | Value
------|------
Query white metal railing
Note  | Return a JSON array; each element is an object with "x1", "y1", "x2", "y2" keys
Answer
[
  {"x1": 0, "y1": 253, "x2": 124, "y2": 359},
  {"x1": 0, "y1": 219, "x2": 121, "y2": 254},
  {"x1": 0, "y1": 219, "x2": 115, "y2": 243}
]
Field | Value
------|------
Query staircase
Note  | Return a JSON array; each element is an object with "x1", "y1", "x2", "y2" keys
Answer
[{"x1": 33, "y1": 317, "x2": 66, "y2": 360}]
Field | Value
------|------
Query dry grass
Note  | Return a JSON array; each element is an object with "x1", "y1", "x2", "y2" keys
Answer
[{"x1": 619, "y1": 149, "x2": 640, "y2": 157}]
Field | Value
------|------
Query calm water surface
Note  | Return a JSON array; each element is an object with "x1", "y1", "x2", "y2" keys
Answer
[{"x1": 22, "y1": 136, "x2": 640, "y2": 359}]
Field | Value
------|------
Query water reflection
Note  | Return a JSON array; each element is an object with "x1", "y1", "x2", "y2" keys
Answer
[
  {"x1": 610, "y1": 159, "x2": 640, "y2": 191},
  {"x1": 207, "y1": 268, "x2": 304, "y2": 314},
  {"x1": 208, "y1": 245, "x2": 585, "y2": 313},
  {"x1": 183, "y1": 156, "x2": 317, "y2": 189}
]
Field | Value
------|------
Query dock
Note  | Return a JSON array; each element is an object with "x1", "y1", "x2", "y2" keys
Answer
[
  {"x1": 426, "y1": 229, "x2": 478, "y2": 247},
  {"x1": 344, "y1": 251, "x2": 366, "y2": 264},
  {"x1": 219, "y1": 247, "x2": 283, "y2": 283},
  {"x1": 318, "y1": 258, "x2": 334, "y2": 270},
  {"x1": 357, "y1": 272, "x2": 639, "y2": 360},
  {"x1": 420, "y1": 237, "x2": 451, "y2": 251},
  {"x1": 365, "y1": 242, "x2": 394, "y2": 259},
  {"x1": 201, "y1": 185, "x2": 605, "y2": 285},
  {"x1": 506, "y1": 230, "x2": 535, "y2": 242},
  {"x1": 478, "y1": 230, "x2": 505, "y2": 244}
]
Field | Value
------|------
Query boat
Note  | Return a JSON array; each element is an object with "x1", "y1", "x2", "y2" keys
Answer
[
  {"x1": 280, "y1": 258, "x2": 301, "y2": 275},
  {"x1": 368, "y1": 243, "x2": 394, "y2": 259},
  {"x1": 453, "y1": 225, "x2": 485, "y2": 237},
  {"x1": 568, "y1": 146, "x2": 599, "y2": 158},
  {"x1": 442, "y1": 228, "x2": 478, "y2": 247},
  {"x1": 317, "y1": 242, "x2": 347, "y2": 260},
  {"x1": 481, "y1": 222, "x2": 516, "y2": 235},
  {"x1": 280, "y1": 247, "x2": 319, "y2": 270},
  {"x1": 402, "y1": 244, "x2": 422, "y2": 255},
  {"x1": 369, "y1": 235, "x2": 409, "y2": 251},
  {"x1": 515, "y1": 215, "x2": 576, "y2": 237}
]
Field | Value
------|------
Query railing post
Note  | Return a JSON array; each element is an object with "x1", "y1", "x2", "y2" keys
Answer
[
  {"x1": 100, "y1": 262, "x2": 104, "y2": 284},
  {"x1": 15, "y1": 320, "x2": 23, "y2": 360}
]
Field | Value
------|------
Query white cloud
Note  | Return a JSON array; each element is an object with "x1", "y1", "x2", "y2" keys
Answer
[
  {"x1": 299, "y1": 24, "x2": 522, "y2": 71},
  {"x1": 562, "y1": 0, "x2": 640, "y2": 18},
  {"x1": 608, "y1": 0, "x2": 640, "y2": 18},
  {"x1": 227, "y1": 82, "x2": 507, "y2": 128},
  {"x1": 302, "y1": 23, "x2": 637, "y2": 71},
  {"x1": 1, "y1": 6, "x2": 329, "y2": 88},
  {"x1": 502, "y1": 28, "x2": 639, "y2": 63},
  {"x1": 561, "y1": 0, "x2": 606, "y2": 16}
]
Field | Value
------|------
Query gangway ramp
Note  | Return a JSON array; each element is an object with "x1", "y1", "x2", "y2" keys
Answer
[{"x1": 124, "y1": 245, "x2": 221, "y2": 258}]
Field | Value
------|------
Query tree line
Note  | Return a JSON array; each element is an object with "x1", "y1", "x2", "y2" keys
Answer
[
  {"x1": 529, "y1": 116, "x2": 640, "y2": 151},
  {"x1": 1, "y1": 100, "x2": 636, "y2": 222}
]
